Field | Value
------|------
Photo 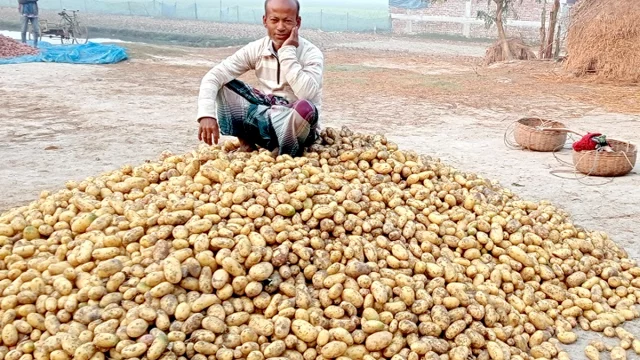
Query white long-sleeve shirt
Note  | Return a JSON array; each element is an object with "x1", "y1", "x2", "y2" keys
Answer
[{"x1": 197, "y1": 36, "x2": 324, "y2": 125}]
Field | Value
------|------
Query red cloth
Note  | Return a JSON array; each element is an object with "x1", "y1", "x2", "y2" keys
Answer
[{"x1": 572, "y1": 133, "x2": 601, "y2": 151}]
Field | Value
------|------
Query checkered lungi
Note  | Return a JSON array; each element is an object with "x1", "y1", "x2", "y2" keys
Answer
[{"x1": 216, "y1": 79, "x2": 319, "y2": 157}]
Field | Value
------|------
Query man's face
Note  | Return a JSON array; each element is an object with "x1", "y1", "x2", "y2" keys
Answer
[{"x1": 263, "y1": 0, "x2": 301, "y2": 49}]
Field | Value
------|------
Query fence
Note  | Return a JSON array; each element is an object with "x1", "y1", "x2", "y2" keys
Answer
[
  {"x1": 1, "y1": 0, "x2": 391, "y2": 32},
  {"x1": 390, "y1": 0, "x2": 574, "y2": 44}
]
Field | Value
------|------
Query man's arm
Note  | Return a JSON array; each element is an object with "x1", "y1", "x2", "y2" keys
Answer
[
  {"x1": 196, "y1": 43, "x2": 256, "y2": 121},
  {"x1": 278, "y1": 31, "x2": 323, "y2": 101}
]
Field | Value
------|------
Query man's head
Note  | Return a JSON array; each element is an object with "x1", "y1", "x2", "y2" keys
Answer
[{"x1": 263, "y1": 0, "x2": 301, "y2": 50}]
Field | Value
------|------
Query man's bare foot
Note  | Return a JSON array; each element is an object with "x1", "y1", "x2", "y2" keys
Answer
[{"x1": 235, "y1": 138, "x2": 257, "y2": 152}]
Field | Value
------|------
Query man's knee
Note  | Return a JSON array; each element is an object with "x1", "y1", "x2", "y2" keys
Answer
[{"x1": 291, "y1": 100, "x2": 317, "y2": 122}]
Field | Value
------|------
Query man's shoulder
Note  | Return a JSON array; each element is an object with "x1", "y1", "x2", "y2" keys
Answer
[
  {"x1": 238, "y1": 36, "x2": 271, "y2": 54},
  {"x1": 299, "y1": 37, "x2": 323, "y2": 58}
]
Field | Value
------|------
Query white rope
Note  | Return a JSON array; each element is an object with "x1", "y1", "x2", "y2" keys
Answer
[
  {"x1": 550, "y1": 141, "x2": 636, "y2": 186},
  {"x1": 503, "y1": 118, "x2": 577, "y2": 152},
  {"x1": 504, "y1": 120, "x2": 636, "y2": 185}
]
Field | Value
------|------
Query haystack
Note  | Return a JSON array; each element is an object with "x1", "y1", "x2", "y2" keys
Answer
[
  {"x1": 564, "y1": 0, "x2": 640, "y2": 82},
  {"x1": 483, "y1": 38, "x2": 536, "y2": 65}
]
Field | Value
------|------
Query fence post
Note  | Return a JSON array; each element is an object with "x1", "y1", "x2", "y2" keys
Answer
[
  {"x1": 59, "y1": 0, "x2": 62, "y2": 10},
  {"x1": 320, "y1": 9, "x2": 323, "y2": 30},
  {"x1": 84, "y1": 0, "x2": 87, "y2": 12},
  {"x1": 194, "y1": 0, "x2": 198, "y2": 20},
  {"x1": 346, "y1": 13, "x2": 349, "y2": 31},
  {"x1": 219, "y1": 0, "x2": 222, "y2": 21},
  {"x1": 128, "y1": 1, "x2": 132, "y2": 15},
  {"x1": 236, "y1": 5, "x2": 240, "y2": 22}
]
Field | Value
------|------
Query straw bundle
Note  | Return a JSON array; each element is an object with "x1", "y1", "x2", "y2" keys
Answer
[
  {"x1": 564, "y1": 0, "x2": 640, "y2": 82},
  {"x1": 484, "y1": 38, "x2": 536, "y2": 65}
]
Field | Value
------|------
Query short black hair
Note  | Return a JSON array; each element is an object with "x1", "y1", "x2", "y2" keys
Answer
[{"x1": 264, "y1": 0, "x2": 300, "y2": 16}]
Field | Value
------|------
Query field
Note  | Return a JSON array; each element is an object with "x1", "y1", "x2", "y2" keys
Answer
[
  {"x1": 1, "y1": 14, "x2": 640, "y2": 359},
  {"x1": 0, "y1": 0, "x2": 390, "y2": 31}
]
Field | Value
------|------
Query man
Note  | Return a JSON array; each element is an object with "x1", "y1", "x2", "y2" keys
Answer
[
  {"x1": 18, "y1": 0, "x2": 39, "y2": 47},
  {"x1": 196, "y1": 0, "x2": 324, "y2": 157}
]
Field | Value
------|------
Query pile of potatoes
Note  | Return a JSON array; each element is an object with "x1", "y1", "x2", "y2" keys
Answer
[
  {"x1": 0, "y1": 35, "x2": 39, "y2": 59},
  {"x1": 0, "y1": 127, "x2": 639, "y2": 360}
]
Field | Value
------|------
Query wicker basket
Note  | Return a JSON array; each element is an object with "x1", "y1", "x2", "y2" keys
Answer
[
  {"x1": 573, "y1": 140, "x2": 637, "y2": 177},
  {"x1": 514, "y1": 118, "x2": 568, "y2": 152}
]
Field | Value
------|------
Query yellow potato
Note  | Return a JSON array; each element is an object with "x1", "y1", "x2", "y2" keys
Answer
[
  {"x1": 71, "y1": 213, "x2": 97, "y2": 233},
  {"x1": 611, "y1": 347, "x2": 626, "y2": 360},
  {"x1": 321, "y1": 341, "x2": 348, "y2": 358},
  {"x1": 364, "y1": 331, "x2": 393, "y2": 351},
  {"x1": 73, "y1": 343, "x2": 97, "y2": 360},
  {"x1": 121, "y1": 343, "x2": 148, "y2": 358},
  {"x1": 163, "y1": 257, "x2": 182, "y2": 284},
  {"x1": 291, "y1": 319, "x2": 318, "y2": 343},
  {"x1": 93, "y1": 333, "x2": 119, "y2": 349}
]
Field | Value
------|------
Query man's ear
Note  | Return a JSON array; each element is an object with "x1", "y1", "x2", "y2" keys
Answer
[
  {"x1": 263, "y1": 15, "x2": 267, "y2": 28},
  {"x1": 297, "y1": 17, "x2": 302, "y2": 28}
]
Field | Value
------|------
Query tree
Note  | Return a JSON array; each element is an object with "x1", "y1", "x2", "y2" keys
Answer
[
  {"x1": 543, "y1": 0, "x2": 560, "y2": 59},
  {"x1": 477, "y1": 0, "x2": 523, "y2": 61},
  {"x1": 539, "y1": 0, "x2": 547, "y2": 58}
]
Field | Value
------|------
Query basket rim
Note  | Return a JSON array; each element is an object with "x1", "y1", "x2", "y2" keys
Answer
[
  {"x1": 572, "y1": 139, "x2": 637, "y2": 155},
  {"x1": 516, "y1": 117, "x2": 567, "y2": 132}
]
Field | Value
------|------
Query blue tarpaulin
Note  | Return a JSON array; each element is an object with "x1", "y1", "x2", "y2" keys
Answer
[
  {"x1": 0, "y1": 41, "x2": 128, "y2": 65},
  {"x1": 389, "y1": 0, "x2": 431, "y2": 9}
]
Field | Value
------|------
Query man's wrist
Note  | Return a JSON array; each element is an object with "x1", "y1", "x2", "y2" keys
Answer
[
  {"x1": 278, "y1": 45, "x2": 297, "y2": 54},
  {"x1": 197, "y1": 116, "x2": 216, "y2": 123}
]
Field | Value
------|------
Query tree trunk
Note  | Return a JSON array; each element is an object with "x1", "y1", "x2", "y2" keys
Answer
[
  {"x1": 544, "y1": 0, "x2": 560, "y2": 59},
  {"x1": 494, "y1": 0, "x2": 512, "y2": 60},
  {"x1": 539, "y1": 0, "x2": 547, "y2": 58}
]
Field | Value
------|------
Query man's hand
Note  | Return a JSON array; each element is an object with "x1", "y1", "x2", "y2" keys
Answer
[
  {"x1": 282, "y1": 26, "x2": 299, "y2": 48},
  {"x1": 198, "y1": 117, "x2": 220, "y2": 146}
]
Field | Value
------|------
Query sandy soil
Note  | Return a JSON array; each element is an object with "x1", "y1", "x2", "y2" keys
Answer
[{"x1": 1, "y1": 37, "x2": 639, "y2": 358}]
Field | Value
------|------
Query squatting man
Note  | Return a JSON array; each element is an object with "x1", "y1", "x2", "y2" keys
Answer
[{"x1": 196, "y1": 0, "x2": 323, "y2": 157}]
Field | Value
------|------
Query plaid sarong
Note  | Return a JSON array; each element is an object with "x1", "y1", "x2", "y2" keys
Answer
[{"x1": 216, "y1": 80, "x2": 319, "y2": 157}]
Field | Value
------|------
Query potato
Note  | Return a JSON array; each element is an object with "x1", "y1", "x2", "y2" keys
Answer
[
  {"x1": 264, "y1": 340, "x2": 286, "y2": 358},
  {"x1": 487, "y1": 341, "x2": 504, "y2": 360},
  {"x1": 96, "y1": 259, "x2": 123, "y2": 278},
  {"x1": 449, "y1": 346, "x2": 470, "y2": 360},
  {"x1": 93, "y1": 333, "x2": 119, "y2": 349},
  {"x1": 557, "y1": 331, "x2": 577, "y2": 344},
  {"x1": 611, "y1": 347, "x2": 626, "y2": 360},
  {"x1": 74, "y1": 343, "x2": 97, "y2": 360},
  {"x1": 126, "y1": 319, "x2": 149, "y2": 338},
  {"x1": 321, "y1": 341, "x2": 348, "y2": 358},
  {"x1": 2, "y1": 324, "x2": 18, "y2": 346},
  {"x1": 365, "y1": 331, "x2": 393, "y2": 351},
  {"x1": 71, "y1": 213, "x2": 97, "y2": 233},
  {"x1": 584, "y1": 345, "x2": 600, "y2": 360},
  {"x1": 121, "y1": 343, "x2": 148, "y2": 358},
  {"x1": 163, "y1": 257, "x2": 182, "y2": 284},
  {"x1": 291, "y1": 320, "x2": 318, "y2": 343}
]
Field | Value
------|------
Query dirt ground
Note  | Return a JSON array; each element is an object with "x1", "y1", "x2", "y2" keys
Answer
[{"x1": 1, "y1": 35, "x2": 639, "y2": 357}]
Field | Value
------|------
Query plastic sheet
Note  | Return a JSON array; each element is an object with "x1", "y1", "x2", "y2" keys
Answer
[
  {"x1": 389, "y1": 0, "x2": 430, "y2": 9},
  {"x1": 0, "y1": 41, "x2": 128, "y2": 65}
]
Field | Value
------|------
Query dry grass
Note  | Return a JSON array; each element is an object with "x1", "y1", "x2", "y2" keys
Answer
[
  {"x1": 484, "y1": 38, "x2": 537, "y2": 65},
  {"x1": 565, "y1": 0, "x2": 640, "y2": 83}
]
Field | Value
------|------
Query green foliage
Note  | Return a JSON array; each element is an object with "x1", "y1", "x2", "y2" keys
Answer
[{"x1": 475, "y1": 0, "x2": 526, "y2": 29}]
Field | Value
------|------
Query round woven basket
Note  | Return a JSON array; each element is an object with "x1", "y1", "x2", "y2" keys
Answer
[
  {"x1": 573, "y1": 140, "x2": 637, "y2": 177},
  {"x1": 514, "y1": 118, "x2": 568, "y2": 152}
]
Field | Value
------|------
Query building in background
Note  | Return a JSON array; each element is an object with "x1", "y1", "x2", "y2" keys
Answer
[{"x1": 390, "y1": 0, "x2": 576, "y2": 43}]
